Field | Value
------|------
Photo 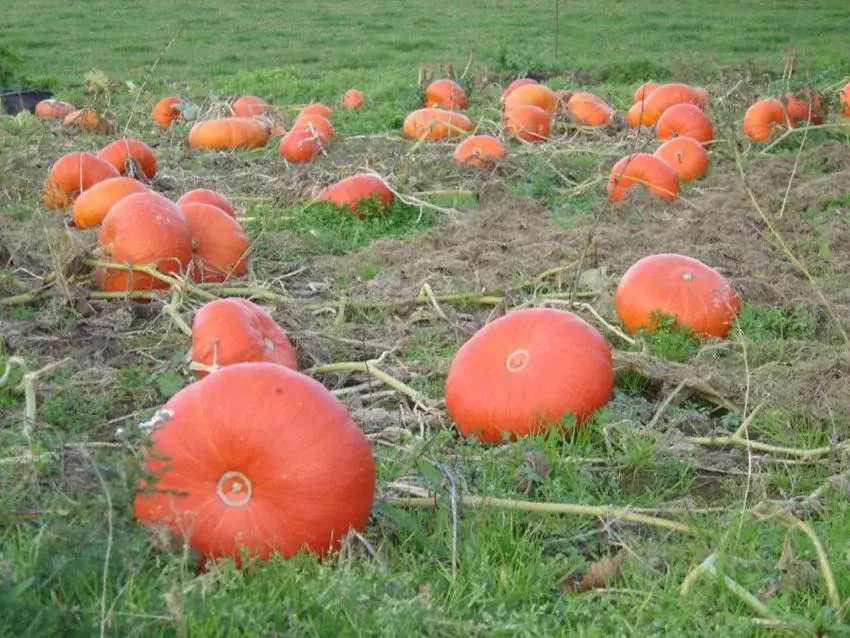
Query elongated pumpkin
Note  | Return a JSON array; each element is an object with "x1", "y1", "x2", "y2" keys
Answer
[
  {"x1": 71, "y1": 176, "x2": 150, "y2": 229},
  {"x1": 43, "y1": 152, "x2": 121, "y2": 209},
  {"x1": 315, "y1": 174, "x2": 393, "y2": 216},
  {"x1": 188, "y1": 117, "x2": 270, "y2": 150},
  {"x1": 402, "y1": 108, "x2": 473, "y2": 141},
  {"x1": 98, "y1": 139, "x2": 158, "y2": 179},
  {"x1": 607, "y1": 153, "x2": 679, "y2": 202},
  {"x1": 182, "y1": 202, "x2": 250, "y2": 283},
  {"x1": 654, "y1": 137, "x2": 709, "y2": 182}
]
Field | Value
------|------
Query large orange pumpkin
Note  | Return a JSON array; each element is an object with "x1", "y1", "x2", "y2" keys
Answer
[
  {"x1": 64, "y1": 108, "x2": 112, "y2": 134},
  {"x1": 566, "y1": 92, "x2": 614, "y2": 126},
  {"x1": 504, "y1": 104, "x2": 550, "y2": 142},
  {"x1": 342, "y1": 89, "x2": 364, "y2": 109},
  {"x1": 608, "y1": 153, "x2": 680, "y2": 202},
  {"x1": 298, "y1": 103, "x2": 333, "y2": 119},
  {"x1": 152, "y1": 97, "x2": 182, "y2": 129},
  {"x1": 626, "y1": 100, "x2": 651, "y2": 128},
  {"x1": 504, "y1": 84, "x2": 557, "y2": 117},
  {"x1": 191, "y1": 298, "x2": 297, "y2": 376},
  {"x1": 641, "y1": 84, "x2": 703, "y2": 125},
  {"x1": 71, "y1": 176, "x2": 150, "y2": 229},
  {"x1": 182, "y1": 202, "x2": 250, "y2": 283},
  {"x1": 96, "y1": 191, "x2": 192, "y2": 293},
  {"x1": 402, "y1": 108, "x2": 473, "y2": 141},
  {"x1": 291, "y1": 113, "x2": 336, "y2": 143},
  {"x1": 177, "y1": 189, "x2": 235, "y2": 219},
  {"x1": 232, "y1": 95, "x2": 267, "y2": 118},
  {"x1": 34, "y1": 99, "x2": 75, "y2": 120},
  {"x1": 783, "y1": 89, "x2": 828, "y2": 126},
  {"x1": 188, "y1": 118, "x2": 270, "y2": 150},
  {"x1": 743, "y1": 99, "x2": 787, "y2": 142},
  {"x1": 654, "y1": 137, "x2": 709, "y2": 183},
  {"x1": 424, "y1": 78, "x2": 468, "y2": 110},
  {"x1": 633, "y1": 82, "x2": 660, "y2": 104},
  {"x1": 502, "y1": 78, "x2": 538, "y2": 103},
  {"x1": 43, "y1": 152, "x2": 121, "y2": 209},
  {"x1": 98, "y1": 139, "x2": 158, "y2": 180},
  {"x1": 133, "y1": 362, "x2": 376, "y2": 564},
  {"x1": 615, "y1": 253, "x2": 741, "y2": 339},
  {"x1": 453, "y1": 135, "x2": 506, "y2": 169},
  {"x1": 840, "y1": 84, "x2": 850, "y2": 117},
  {"x1": 655, "y1": 103, "x2": 714, "y2": 145},
  {"x1": 444, "y1": 308, "x2": 613, "y2": 444},
  {"x1": 278, "y1": 129, "x2": 321, "y2": 163},
  {"x1": 315, "y1": 174, "x2": 393, "y2": 216}
]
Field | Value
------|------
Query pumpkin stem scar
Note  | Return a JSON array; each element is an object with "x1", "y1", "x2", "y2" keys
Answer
[
  {"x1": 264, "y1": 337, "x2": 275, "y2": 352},
  {"x1": 505, "y1": 349, "x2": 530, "y2": 373},
  {"x1": 217, "y1": 471, "x2": 253, "y2": 507},
  {"x1": 682, "y1": 272, "x2": 694, "y2": 282}
]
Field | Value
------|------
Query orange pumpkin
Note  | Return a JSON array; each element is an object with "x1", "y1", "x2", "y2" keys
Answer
[
  {"x1": 402, "y1": 108, "x2": 474, "y2": 141},
  {"x1": 43, "y1": 152, "x2": 121, "y2": 209},
  {"x1": 504, "y1": 83, "x2": 557, "y2": 117},
  {"x1": 615, "y1": 253, "x2": 741, "y2": 339},
  {"x1": 291, "y1": 113, "x2": 336, "y2": 143},
  {"x1": 315, "y1": 174, "x2": 393, "y2": 216},
  {"x1": 444, "y1": 308, "x2": 613, "y2": 444},
  {"x1": 840, "y1": 84, "x2": 850, "y2": 117},
  {"x1": 633, "y1": 82, "x2": 660, "y2": 104},
  {"x1": 181, "y1": 203, "x2": 249, "y2": 283},
  {"x1": 453, "y1": 135, "x2": 506, "y2": 169},
  {"x1": 784, "y1": 89, "x2": 828, "y2": 126},
  {"x1": 64, "y1": 108, "x2": 112, "y2": 134},
  {"x1": 608, "y1": 153, "x2": 680, "y2": 202},
  {"x1": 232, "y1": 95, "x2": 267, "y2": 117},
  {"x1": 71, "y1": 177, "x2": 149, "y2": 229},
  {"x1": 655, "y1": 103, "x2": 714, "y2": 145},
  {"x1": 654, "y1": 137, "x2": 709, "y2": 182},
  {"x1": 177, "y1": 189, "x2": 235, "y2": 218},
  {"x1": 424, "y1": 78, "x2": 468, "y2": 110},
  {"x1": 298, "y1": 103, "x2": 333, "y2": 119},
  {"x1": 742, "y1": 98, "x2": 787, "y2": 142},
  {"x1": 187, "y1": 118, "x2": 270, "y2": 150},
  {"x1": 191, "y1": 298, "x2": 298, "y2": 376},
  {"x1": 566, "y1": 92, "x2": 614, "y2": 126},
  {"x1": 626, "y1": 100, "x2": 651, "y2": 128},
  {"x1": 96, "y1": 191, "x2": 192, "y2": 293},
  {"x1": 278, "y1": 129, "x2": 321, "y2": 163},
  {"x1": 98, "y1": 139, "x2": 158, "y2": 180},
  {"x1": 504, "y1": 104, "x2": 550, "y2": 142},
  {"x1": 34, "y1": 99, "x2": 75, "y2": 119},
  {"x1": 502, "y1": 78, "x2": 538, "y2": 103},
  {"x1": 342, "y1": 89, "x2": 364, "y2": 109},
  {"x1": 152, "y1": 97, "x2": 182, "y2": 129},
  {"x1": 641, "y1": 83, "x2": 703, "y2": 125},
  {"x1": 133, "y1": 362, "x2": 376, "y2": 564}
]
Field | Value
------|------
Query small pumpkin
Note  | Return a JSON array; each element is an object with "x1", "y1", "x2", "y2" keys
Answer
[
  {"x1": 342, "y1": 89, "x2": 364, "y2": 109},
  {"x1": 444, "y1": 308, "x2": 613, "y2": 444},
  {"x1": 298, "y1": 103, "x2": 333, "y2": 119},
  {"x1": 607, "y1": 153, "x2": 680, "y2": 202},
  {"x1": 615, "y1": 253, "x2": 740, "y2": 339},
  {"x1": 315, "y1": 174, "x2": 393, "y2": 216},
  {"x1": 655, "y1": 103, "x2": 714, "y2": 145},
  {"x1": 182, "y1": 203, "x2": 250, "y2": 283},
  {"x1": 188, "y1": 118, "x2": 270, "y2": 150},
  {"x1": 98, "y1": 139, "x2": 158, "y2": 180},
  {"x1": 566, "y1": 92, "x2": 614, "y2": 126},
  {"x1": 34, "y1": 99, "x2": 75, "y2": 120},
  {"x1": 64, "y1": 108, "x2": 112, "y2": 134},
  {"x1": 133, "y1": 362, "x2": 376, "y2": 565},
  {"x1": 504, "y1": 84, "x2": 557, "y2": 117},
  {"x1": 502, "y1": 78, "x2": 538, "y2": 103},
  {"x1": 402, "y1": 108, "x2": 474, "y2": 141},
  {"x1": 278, "y1": 129, "x2": 321, "y2": 163},
  {"x1": 654, "y1": 137, "x2": 709, "y2": 182},
  {"x1": 43, "y1": 152, "x2": 121, "y2": 209},
  {"x1": 71, "y1": 177, "x2": 150, "y2": 229},
  {"x1": 191, "y1": 298, "x2": 297, "y2": 376},
  {"x1": 424, "y1": 78, "x2": 468, "y2": 110},
  {"x1": 641, "y1": 84, "x2": 703, "y2": 125},
  {"x1": 177, "y1": 189, "x2": 235, "y2": 218},
  {"x1": 291, "y1": 113, "x2": 336, "y2": 143},
  {"x1": 840, "y1": 84, "x2": 850, "y2": 117},
  {"x1": 633, "y1": 82, "x2": 660, "y2": 104},
  {"x1": 783, "y1": 89, "x2": 828, "y2": 126},
  {"x1": 453, "y1": 135, "x2": 506, "y2": 169},
  {"x1": 232, "y1": 95, "x2": 268, "y2": 118},
  {"x1": 152, "y1": 97, "x2": 183, "y2": 129},
  {"x1": 742, "y1": 98, "x2": 787, "y2": 142}
]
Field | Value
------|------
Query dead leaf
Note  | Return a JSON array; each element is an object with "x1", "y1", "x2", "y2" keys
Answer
[
  {"x1": 559, "y1": 551, "x2": 625, "y2": 595},
  {"x1": 514, "y1": 450, "x2": 551, "y2": 494}
]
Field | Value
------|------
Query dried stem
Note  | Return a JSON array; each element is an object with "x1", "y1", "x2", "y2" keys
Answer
[{"x1": 679, "y1": 553, "x2": 778, "y2": 620}]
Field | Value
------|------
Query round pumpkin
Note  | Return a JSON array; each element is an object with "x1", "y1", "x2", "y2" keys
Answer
[
  {"x1": 502, "y1": 78, "x2": 538, "y2": 103},
  {"x1": 424, "y1": 78, "x2": 468, "y2": 110},
  {"x1": 504, "y1": 83, "x2": 557, "y2": 117},
  {"x1": 35, "y1": 99, "x2": 75, "y2": 120},
  {"x1": 64, "y1": 108, "x2": 112, "y2": 134},
  {"x1": 626, "y1": 100, "x2": 651, "y2": 128},
  {"x1": 840, "y1": 84, "x2": 850, "y2": 118},
  {"x1": 71, "y1": 176, "x2": 150, "y2": 229},
  {"x1": 783, "y1": 89, "x2": 828, "y2": 126},
  {"x1": 232, "y1": 95, "x2": 267, "y2": 118},
  {"x1": 342, "y1": 89, "x2": 364, "y2": 109},
  {"x1": 641, "y1": 84, "x2": 703, "y2": 125},
  {"x1": 96, "y1": 191, "x2": 192, "y2": 293},
  {"x1": 453, "y1": 135, "x2": 506, "y2": 169},
  {"x1": 278, "y1": 129, "x2": 321, "y2": 163},
  {"x1": 188, "y1": 118, "x2": 270, "y2": 150},
  {"x1": 299, "y1": 103, "x2": 333, "y2": 119},
  {"x1": 152, "y1": 97, "x2": 182, "y2": 129},
  {"x1": 291, "y1": 113, "x2": 335, "y2": 143},
  {"x1": 505, "y1": 104, "x2": 550, "y2": 142},
  {"x1": 743, "y1": 98, "x2": 787, "y2": 142},
  {"x1": 315, "y1": 174, "x2": 393, "y2": 216},
  {"x1": 98, "y1": 139, "x2": 158, "y2": 180},
  {"x1": 191, "y1": 298, "x2": 298, "y2": 376},
  {"x1": 654, "y1": 137, "x2": 709, "y2": 183},
  {"x1": 43, "y1": 152, "x2": 121, "y2": 210},
  {"x1": 566, "y1": 92, "x2": 614, "y2": 126},
  {"x1": 615, "y1": 253, "x2": 741, "y2": 339},
  {"x1": 177, "y1": 189, "x2": 235, "y2": 218},
  {"x1": 655, "y1": 103, "x2": 714, "y2": 145},
  {"x1": 444, "y1": 308, "x2": 613, "y2": 444},
  {"x1": 133, "y1": 362, "x2": 376, "y2": 564},
  {"x1": 633, "y1": 82, "x2": 660, "y2": 104},
  {"x1": 182, "y1": 202, "x2": 250, "y2": 283},
  {"x1": 402, "y1": 108, "x2": 473, "y2": 141},
  {"x1": 608, "y1": 153, "x2": 680, "y2": 202}
]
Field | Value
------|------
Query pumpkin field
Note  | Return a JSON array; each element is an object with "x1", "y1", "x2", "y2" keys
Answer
[{"x1": 3, "y1": 0, "x2": 850, "y2": 635}]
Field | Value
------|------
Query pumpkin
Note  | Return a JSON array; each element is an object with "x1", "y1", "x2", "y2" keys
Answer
[
  {"x1": 34, "y1": 99, "x2": 75, "y2": 119},
  {"x1": 502, "y1": 78, "x2": 538, "y2": 103},
  {"x1": 615, "y1": 253, "x2": 741, "y2": 339},
  {"x1": 840, "y1": 83, "x2": 850, "y2": 117},
  {"x1": 187, "y1": 118, "x2": 270, "y2": 150},
  {"x1": 424, "y1": 78, "x2": 468, "y2": 110},
  {"x1": 608, "y1": 153, "x2": 680, "y2": 202},
  {"x1": 298, "y1": 103, "x2": 333, "y2": 119},
  {"x1": 98, "y1": 139, "x2": 158, "y2": 180},
  {"x1": 43, "y1": 152, "x2": 121, "y2": 209},
  {"x1": 152, "y1": 96, "x2": 182, "y2": 129},
  {"x1": 566, "y1": 92, "x2": 614, "y2": 126},
  {"x1": 694, "y1": 87, "x2": 710, "y2": 109},
  {"x1": 291, "y1": 113, "x2": 336, "y2": 143},
  {"x1": 504, "y1": 104, "x2": 550, "y2": 142},
  {"x1": 504, "y1": 84, "x2": 557, "y2": 117},
  {"x1": 633, "y1": 82, "x2": 660, "y2": 104},
  {"x1": 71, "y1": 176, "x2": 150, "y2": 229},
  {"x1": 133, "y1": 362, "x2": 376, "y2": 564},
  {"x1": 655, "y1": 103, "x2": 714, "y2": 145},
  {"x1": 444, "y1": 308, "x2": 613, "y2": 444},
  {"x1": 342, "y1": 89, "x2": 364, "y2": 109},
  {"x1": 177, "y1": 189, "x2": 235, "y2": 218},
  {"x1": 315, "y1": 174, "x2": 393, "y2": 216},
  {"x1": 402, "y1": 108, "x2": 473, "y2": 141},
  {"x1": 64, "y1": 108, "x2": 112, "y2": 134},
  {"x1": 181, "y1": 203, "x2": 249, "y2": 283},
  {"x1": 96, "y1": 191, "x2": 192, "y2": 293},
  {"x1": 453, "y1": 135, "x2": 506, "y2": 169},
  {"x1": 278, "y1": 129, "x2": 321, "y2": 163},
  {"x1": 654, "y1": 137, "x2": 709, "y2": 182},
  {"x1": 554, "y1": 90, "x2": 574, "y2": 114},
  {"x1": 641, "y1": 83, "x2": 703, "y2": 125},
  {"x1": 626, "y1": 100, "x2": 651, "y2": 128},
  {"x1": 742, "y1": 98, "x2": 787, "y2": 142},
  {"x1": 784, "y1": 89, "x2": 828, "y2": 126},
  {"x1": 191, "y1": 298, "x2": 297, "y2": 376},
  {"x1": 232, "y1": 95, "x2": 267, "y2": 118}
]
